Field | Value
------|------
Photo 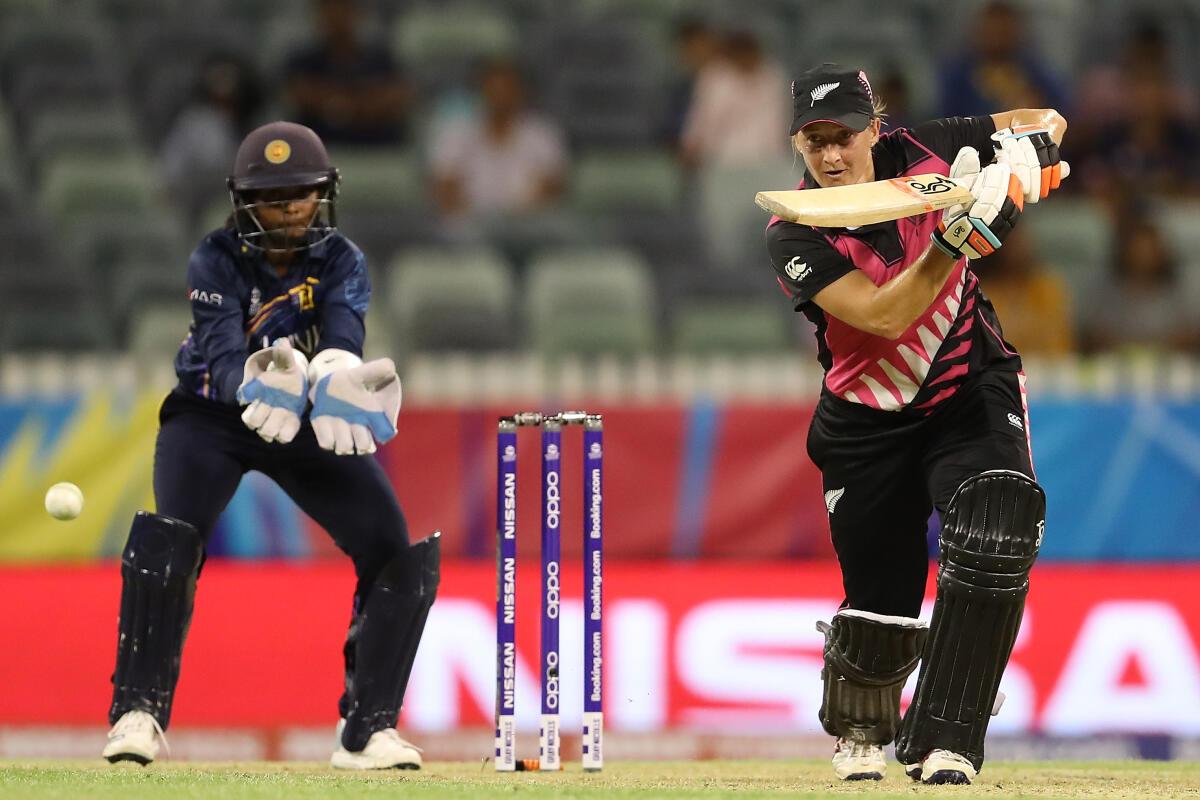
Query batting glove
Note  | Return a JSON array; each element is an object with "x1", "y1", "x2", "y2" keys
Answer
[
  {"x1": 308, "y1": 349, "x2": 402, "y2": 456},
  {"x1": 237, "y1": 338, "x2": 310, "y2": 444},
  {"x1": 992, "y1": 126, "x2": 1070, "y2": 203},
  {"x1": 930, "y1": 145, "x2": 981, "y2": 247},
  {"x1": 931, "y1": 157, "x2": 1023, "y2": 261}
]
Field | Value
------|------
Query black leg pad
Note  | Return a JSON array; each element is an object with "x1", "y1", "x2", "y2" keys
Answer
[
  {"x1": 818, "y1": 609, "x2": 928, "y2": 744},
  {"x1": 341, "y1": 532, "x2": 441, "y2": 751},
  {"x1": 108, "y1": 511, "x2": 203, "y2": 728},
  {"x1": 895, "y1": 470, "x2": 1045, "y2": 772}
]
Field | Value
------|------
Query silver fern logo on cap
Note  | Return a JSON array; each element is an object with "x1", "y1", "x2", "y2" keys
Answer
[{"x1": 809, "y1": 81, "x2": 840, "y2": 107}]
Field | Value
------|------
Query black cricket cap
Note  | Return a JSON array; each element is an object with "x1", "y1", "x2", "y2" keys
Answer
[
  {"x1": 789, "y1": 64, "x2": 874, "y2": 135},
  {"x1": 229, "y1": 120, "x2": 335, "y2": 192}
]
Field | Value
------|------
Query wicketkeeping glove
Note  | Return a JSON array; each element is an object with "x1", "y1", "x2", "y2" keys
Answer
[
  {"x1": 237, "y1": 337, "x2": 310, "y2": 444},
  {"x1": 931, "y1": 148, "x2": 1023, "y2": 261},
  {"x1": 308, "y1": 349, "x2": 402, "y2": 456},
  {"x1": 992, "y1": 125, "x2": 1070, "y2": 203}
]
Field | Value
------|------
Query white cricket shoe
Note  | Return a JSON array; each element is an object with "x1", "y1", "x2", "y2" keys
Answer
[
  {"x1": 102, "y1": 710, "x2": 166, "y2": 765},
  {"x1": 905, "y1": 749, "x2": 976, "y2": 785},
  {"x1": 330, "y1": 719, "x2": 422, "y2": 770},
  {"x1": 831, "y1": 737, "x2": 886, "y2": 781}
]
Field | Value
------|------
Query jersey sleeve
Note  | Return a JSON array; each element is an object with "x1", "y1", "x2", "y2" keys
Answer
[
  {"x1": 185, "y1": 243, "x2": 248, "y2": 404},
  {"x1": 765, "y1": 220, "x2": 856, "y2": 309},
  {"x1": 909, "y1": 116, "x2": 997, "y2": 166},
  {"x1": 316, "y1": 241, "x2": 370, "y2": 357}
]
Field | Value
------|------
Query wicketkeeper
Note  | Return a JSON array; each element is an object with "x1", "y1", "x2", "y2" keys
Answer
[
  {"x1": 765, "y1": 64, "x2": 1066, "y2": 784},
  {"x1": 102, "y1": 121, "x2": 439, "y2": 770}
]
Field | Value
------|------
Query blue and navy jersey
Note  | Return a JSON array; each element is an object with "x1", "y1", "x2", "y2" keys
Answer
[{"x1": 175, "y1": 227, "x2": 370, "y2": 405}]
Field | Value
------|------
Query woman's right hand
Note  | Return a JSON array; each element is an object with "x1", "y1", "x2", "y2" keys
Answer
[{"x1": 236, "y1": 338, "x2": 310, "y2": 444}]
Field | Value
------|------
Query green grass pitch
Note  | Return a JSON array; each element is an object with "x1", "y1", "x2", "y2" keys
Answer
[{"x1": 3, "y1": 760, "x2": 1198, "y2": 799}]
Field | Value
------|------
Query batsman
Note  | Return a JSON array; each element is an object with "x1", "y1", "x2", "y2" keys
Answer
[
  {"x1": 764, "y1": 64, "x2": 1065, "y2": 784},
  {"x1": 101, "y1": 121, "x2": 439, "y2": 770}
]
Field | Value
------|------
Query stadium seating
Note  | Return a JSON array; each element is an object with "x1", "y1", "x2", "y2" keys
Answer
[
  {"x1": 670, "y1": 297, "x2": 793, "y2": 355},
  {"x1": 0, "y1": 0, "x2": 1195, "y2": 358},
  {"x1": 257, "y1": 14, "x2": 314, "y2": 77},
  {"x1": 330, "y1": 148, "x2": 440, "y2": 265},
  {"x1": 0, "y1": 267, "x2": 114, "y2": 352},
  {"x1": 0, "y1": 18, "x2": 111, "y2": 103},
  {"x1": 110, "y1": 259, "x2": 190, "y2": 344},
  {"x1": 1022, "y1": 198, "x2": 1112, "y2": 307},
  {"x1": 25, "y1": 107, "x2": 141, "y2": 172},
  {"x1": 387, "y1": 246, "x2": 517, "y2": 353},
  {"x1": 394, "y1": 6, "x2": 518, "y2": 66},
  {"x1": 524, "y1": 247, "x2": 657, "y2": 358},
  {"x1": 66, "y1": 210, "x2": 189, "y2": 277},
  {"x1": 38, "y1": 154, "x2": 161, "y2": 225},
  {"x1": 698, "y1": 158, "x2": 799, "y2": 272},
  {"x1": 332, "y1": 149, "x2": 426, "y2": 212},
  {"x1": 570, "y1": 150, "x2": 682, "y2": 212},
  {"x1": 127, "y1": 303, "x2": 190, "y2": 362},
  {"x1": 567, "y1": 149, "x2": 698, "y2": 276},
  {"x1": 1156, "y1": 200, "x2": 1200, "y2": 304},
  {"x1": 8, "y1": 62, "x2": 125, "y2": 139}
]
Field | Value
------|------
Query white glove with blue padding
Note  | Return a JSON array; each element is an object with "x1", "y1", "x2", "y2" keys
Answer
[
  {"x1": 307, "y1": 349, "x2": 402, "y2": 456},
  {"x1": 237, "y1": 337, "x2": 310, "y2": 444}
]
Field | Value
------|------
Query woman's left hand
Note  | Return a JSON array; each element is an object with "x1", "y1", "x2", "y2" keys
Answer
[
  {"x1": 992, "y1": 126, "x2": 1070, "y2": 204},
  {"x1": 309, "y1": 358, "x2": 402, "y2": 456}
]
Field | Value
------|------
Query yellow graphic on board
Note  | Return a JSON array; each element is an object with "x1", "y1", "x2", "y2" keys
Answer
[{"x1": 0, "y1": 392, "x2": 161, "y2": 561}]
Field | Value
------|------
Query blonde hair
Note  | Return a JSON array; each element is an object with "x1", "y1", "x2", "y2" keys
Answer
[{"x1": 871, "y1": 94, "x2": 887, "y2": 119}]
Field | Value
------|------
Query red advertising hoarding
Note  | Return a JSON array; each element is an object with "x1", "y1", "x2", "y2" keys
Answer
[{"x1": 1, "y1": 562, "x2": 1198, "y2": 736}]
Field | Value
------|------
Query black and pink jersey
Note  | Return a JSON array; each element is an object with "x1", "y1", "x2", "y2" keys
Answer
[{"x1": 766, "y1": 115, "x2": 1022, "y2": 413}]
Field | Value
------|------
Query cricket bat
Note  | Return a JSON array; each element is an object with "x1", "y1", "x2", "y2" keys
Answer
[{"x1": 755, "y1": 173, "x2": 972, "y2": 227}]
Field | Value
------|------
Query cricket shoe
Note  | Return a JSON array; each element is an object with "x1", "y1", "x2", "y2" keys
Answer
[
  {"x1": 331, "y1": 719, "x2": 422, "y2": 770},
  {"x1": 102, "y1": 710, "x2": 167, "y2": 765},
  {"x1": 904, "y1": 749, "x2": 976, "y2": 785},
  {"x1": 831, "y1": 737, "x2": 886, "y2": 781}
]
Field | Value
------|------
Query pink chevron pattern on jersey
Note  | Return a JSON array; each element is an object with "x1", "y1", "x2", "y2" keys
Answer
[
  {"x1": 813, "y1": 136, "x2": 988, "y2": 412},
  {"x1": 766, "y1": 128, "x2": 1015, "y2": 414}
]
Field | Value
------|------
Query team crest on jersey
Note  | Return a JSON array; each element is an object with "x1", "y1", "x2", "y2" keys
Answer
[
  {"x1": 288, "y1": 277, "x2": 318, "y2": 312},
  {"x1": 264, "y1": 139, "x2": 291, "y2": 164}
]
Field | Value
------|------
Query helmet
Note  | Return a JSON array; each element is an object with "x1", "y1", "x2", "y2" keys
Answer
[{"x1": 227, "y1": 121, "x2": 340, "y2": 253}]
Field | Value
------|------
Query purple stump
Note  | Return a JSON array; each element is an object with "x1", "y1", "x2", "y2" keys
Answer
[
  {"x1": 494, "y1": 419, "x2": 518, "y2": 771},
  {"x1": 582, "y1": 416, "x2": 604, "y2": 770},
  {"x1": 538, "y1": 417, "x2": 562, "y2": 770}
]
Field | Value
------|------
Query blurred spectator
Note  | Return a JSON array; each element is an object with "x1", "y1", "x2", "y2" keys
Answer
[
  {"x1": 661, "y1": 17, "x2": 719, "y2": 149},
  {"x1": 284, "y1": 0, "x2": 410, "y2": 146},
  {"x1": 1078, "y1": 213, "x2": 1200, "y2": 354},
  {"x1": 1073, "y1": 25, "x2": 1200, "y2": 200},
  {"x1": 976, "y1": 227, "x2": 1075, "y2": 356},
  {"x1": 938, "y1": 0, "x2": 1067, "y2": 118},
  {"x1": 1074, "y1": 22, "x2": 1197, "y2": 141},
  {"x1": 160, "y1": 55, "x2": 262, "y2": 227},
  {"x1": 429, "y1": 59, "x2": 567, "y2": 219},
  {"x1": 679, "y1": 29, "x2": 789, "y2": 169},
  {"x1": 878, "y1": 67, "x2": 918, "y2": 132}
]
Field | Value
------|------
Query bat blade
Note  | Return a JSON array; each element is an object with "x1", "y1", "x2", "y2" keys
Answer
[{"x1": 755, "y1": 173, "x2": 973, "y2": 227}]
